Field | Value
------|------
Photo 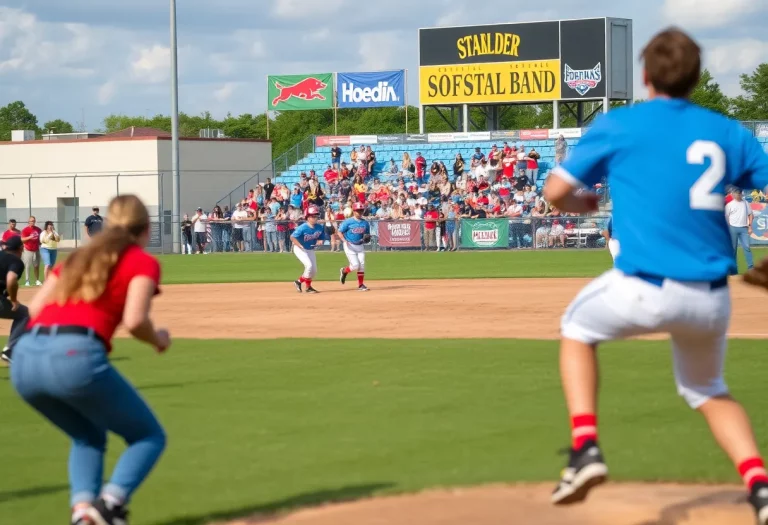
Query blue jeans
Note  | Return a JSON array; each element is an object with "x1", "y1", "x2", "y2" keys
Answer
[
  {"x1": 266, "y1": 231, "x2": 278, "y2": 252},
  {"x1": 41, "y1": 247, "x2": 58, "y2": 268},
  {"x1": 10, "y1": 329, "x2": 166, "y2": 506},
  {"x1": 729, "y1": 225, "x2": 754, "y2": 273}
]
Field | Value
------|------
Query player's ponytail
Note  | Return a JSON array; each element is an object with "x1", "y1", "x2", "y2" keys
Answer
[{"x1": 53, "y1": 195, "x2": 150, "y2": 304}]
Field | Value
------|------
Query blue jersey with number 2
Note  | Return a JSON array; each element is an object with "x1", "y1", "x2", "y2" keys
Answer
[
  {"x1": 339, "y1": 218, "x2": 370, "y2": 245},
  {"x1": 291, "y1": 222, "x2": 326, "y2": 250},
  {"x1": 556, "y1": 98, "x2": 768, "y2": 281}
]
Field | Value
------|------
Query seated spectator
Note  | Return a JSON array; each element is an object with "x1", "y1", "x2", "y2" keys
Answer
[
  {"x1": 498, "y1": 179, "x2": 512, "y2": 202},
  {"x1": 547, "y1": 205, "x2": 562, "y2": 217},
  {"x1": 350, "y1": 148, "x2": 358, "y2": 167},
  {"x1": 387, "y1": 159, "x2": 399, "y2": 176},
  {"x1": 324, "y1": 165, "x2": 339, "y2": 192},
  {"x1": 357, "y1": 160, "x2": 369, "y2": 180},
  {"x1": 438, "y1": 175, "x2": 452, "y2": 197},
  {"x1": 353, "y1": 174, "x2": 367, "y2": 203},
  {"x1": 488, "y1": 144, "x2": 501, "y2": 170},
  {"x1": 340, "y1": 162, "x2": 351, "y2": 180},
  {"x1": 474, "y1": 158, "x2": 490, "y2": 180},
  {"x1": 453, "y1": 153, "x2": 465, "y2": 180},
  {"x1": 524, "y1": 185, "x2": 538, "y2": 207},
  {"x1": 430, "y1": 160, "x2": 440, "y2": 181},
  {"x1": 514, "y1": 173, "x2": 529, "y2": 191},
  {"x1": 299, "y1": 172, "x2": 309, "y2": 190},
  {"x1": 477, "y1": 175, "x2": 490, "y2": 194},
  {"x1": 549, "y1": 219, "x2": 566, "y2": 248}
]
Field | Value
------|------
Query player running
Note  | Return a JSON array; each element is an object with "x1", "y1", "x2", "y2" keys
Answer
[
  {"x1": 543, "y1": 28, "x2": 768, "y2": 524},
  {"x1": 337, "y1": 202, "x2": 370, "y2": 292},
  {"x1": 10, "y1": 195, "x2": 170, "y2": 525},
  {"x1": 291, "y1": 205, "x2": 326, "y2": 294}
]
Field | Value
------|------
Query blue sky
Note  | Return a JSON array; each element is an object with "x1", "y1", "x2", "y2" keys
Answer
[{"x1": 0, "y1": 0, "x2": 766, "y2": 131}]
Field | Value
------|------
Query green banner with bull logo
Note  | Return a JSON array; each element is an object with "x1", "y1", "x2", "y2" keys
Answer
[
  {"x1": 267, "y1": 74, "x2": 334, "y2": 111},
  {"x1": 460, "y1": 219, "x2": 509, "y2": 249}
]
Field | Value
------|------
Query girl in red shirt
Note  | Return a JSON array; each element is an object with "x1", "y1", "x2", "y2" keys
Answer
[{"x1": 10, "y1": 195, "x2": 170, "y2": 525}]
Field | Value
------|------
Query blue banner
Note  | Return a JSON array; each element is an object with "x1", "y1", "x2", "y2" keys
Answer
[{"x1": 337, "y1": 70, "x2": 405, "y2": 108}]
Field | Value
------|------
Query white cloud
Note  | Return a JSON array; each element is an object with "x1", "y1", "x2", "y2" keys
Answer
[
  {"x1": 662, "y1": 0, "x2": 761, "y2": 29},
  {"x1": 272, "y1": 0, "x2": 345, "y2": 19},
  {"x1": 97, "y1": 80, "x2": 116, "y2": 105},
  {"x1": 357, "y1": 32, "x2": 410, "y2": 72},
  {"x1": 130, "y1": 44, "x2": 170, "y2": 83},
  {"x1": 705, "y1": 38, "x2": 768, "y2": 94},
  {"x1": 213, "y1": 82, "x2": 238, "y2": 102}
]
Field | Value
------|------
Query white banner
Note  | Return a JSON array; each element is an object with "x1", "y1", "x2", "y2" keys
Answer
[
  {"x1": 428, "y1": 131, "x2": 491, "y2": 143},
  {"x1": 548, "y1": 128, "x2": 582, "y2": 139},
  {"x1": 349, "y1": 135, "x2": 378, "y2": 145}
]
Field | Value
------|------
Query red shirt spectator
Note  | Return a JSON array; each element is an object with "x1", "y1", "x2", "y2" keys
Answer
[
  {"x1": 32, "y1": 244, "x2": 160, "y2": 352},
  {"x1": 21, "y1": 219, "x2": 42, "y2": 252},
  {"x1": 324, "y1": 166, "x2": 339, "y2": 185},
  {"x1": 503, "y1": 142, "x2": 513, "y2": 156},
  {"x1": 477, "y1": 180, "x2": 490, "y2": 193},
  {"x1": 2, "y1": 220, "x2": 20, "y2": 243},
  {"x1": 499, "y1": 186, "x2": 511, "y2": 200},
  {"x1": 502, "y1": 155, "x2": 516, "y2": 178},
  {"x1": 477, "y1": 195, "x2": 489, "y2": 207},
  {"x1": 424, "y1": 209, "x2": 439, "y2": 230},
  {"x1": 415, "y1": 154, "x2": 427, "y2": 178}
]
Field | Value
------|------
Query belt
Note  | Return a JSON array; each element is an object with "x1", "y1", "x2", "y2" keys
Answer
[
  {"x1": 26, "y1": 325, "x2": 108, "y2": 347},
  {"x1": 635, "y1": 272, "x2": 728, "y2": 291}
]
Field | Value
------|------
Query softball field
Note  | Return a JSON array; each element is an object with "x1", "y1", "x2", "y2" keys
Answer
[{"x1": 2, "y1": 250, "x2": 767, "y2": 525}]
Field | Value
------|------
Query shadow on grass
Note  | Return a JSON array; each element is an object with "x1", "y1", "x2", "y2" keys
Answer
[
  {"x1": 0, "y1": 484, "x2": 69, "y2": 504},
  {"x1": 151, "y1": 482, "x2": 394, "y2": 525},
  {"x1": 634, "y1": 489, "x2": 746, "y2": 525},
  {"x1": 136, "y1": 379, "x2": 228, "y2": 392}
]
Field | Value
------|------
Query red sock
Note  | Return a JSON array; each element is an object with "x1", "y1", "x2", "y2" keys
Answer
[
  {"x1": 571, "y1": 414, "x2": 598, "y2": 451},
  {"x1": 739, "y1": 458, "x2": 768, "y2": 489},
  {"x1": 305, "y1": 278, "x2": 312, "y2": 288},
  {"x1": 299, "y1": 277, "x2": 308, "y2": 284},
  {"x1": 357, "y1": 272, "x2": 364, "y2": 286},
  {"x1": 344, "y1": 267, "x2": 351, "y2": 274}
]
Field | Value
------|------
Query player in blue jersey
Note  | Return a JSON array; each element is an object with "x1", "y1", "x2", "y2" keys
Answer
[
  {"x1": 290, "y1": 205, "x2": 327, "y2": 294},
  {"x1": 543, "y1": 28, "x2": 768, "y2": 522},
  {"x1": 337, "y1": 202, "x2": 371, "y2": 292},
  {"x1": 600, "y1": 214, "x2": 619, "y2": 262}
]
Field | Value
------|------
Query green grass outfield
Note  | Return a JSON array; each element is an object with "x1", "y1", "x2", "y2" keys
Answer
[
  {"x1": 3, "y1": 249, "x2": 767, "y2": 524},
  {"x1": 2, "y1": 340, "x2": 768, "y2": 525},
  {"x1": 151, "y1": 248, "x2": 768, "y2": 284}
]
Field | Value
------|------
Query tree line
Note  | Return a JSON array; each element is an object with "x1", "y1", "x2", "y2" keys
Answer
[{"x1": 2, "y1": 65, "x2": 767, "y2": 161}]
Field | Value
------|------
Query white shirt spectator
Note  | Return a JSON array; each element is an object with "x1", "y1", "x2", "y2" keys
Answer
[
  {"x1": 232, "y1": 209, "x2": 248, "y2": 228},
  {"x1": 725, "y1": 199, "x2": 752, "y2": 227},
  {"x1": 550, "y1": 223, "x2": 565, "y2": 236},
  {"x1": 456, "y1": 176, "x2": 467, "y2": 191},
  {"x1": 193, "y1": 212, "x2": 207, "y2": 233},
  {"x1": 474, "y1": 164, "x2": 489, "y2": 180},
  {"x1": 417, "y1": 196, "x2": 428, "y2": 206},
  {"x1": 406, "y1": 197, "x2": 417, "y2": 208},
  {"x1": 414, "y1": 207, "x2": 424, "y2": 219}
]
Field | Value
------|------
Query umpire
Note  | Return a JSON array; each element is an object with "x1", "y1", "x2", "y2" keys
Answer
[{"x1": 0, "y1": 236, "x2": 29, "y2": 363}]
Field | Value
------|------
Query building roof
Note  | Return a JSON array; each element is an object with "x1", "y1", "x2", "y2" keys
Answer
[{"x1": 106, "y1": 126, "x2": 172, "y2": 138}]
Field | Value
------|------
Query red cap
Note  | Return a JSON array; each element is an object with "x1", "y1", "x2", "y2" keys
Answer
[
  {"x1": 306, "y1": 205, "x2": 320, "y2": 216},
  {"x1": 353, "y1": 202, "x2": 365, "y2": 212}
]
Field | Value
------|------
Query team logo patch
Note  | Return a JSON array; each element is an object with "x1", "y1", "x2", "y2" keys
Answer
[{"x1": 564, "y1": 63, "x2": 602, "y2": 96}]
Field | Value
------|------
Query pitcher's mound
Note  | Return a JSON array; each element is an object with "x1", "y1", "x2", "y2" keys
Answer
[{"x1": 219, "y1": 483, "x2": 755, "y2": 525}]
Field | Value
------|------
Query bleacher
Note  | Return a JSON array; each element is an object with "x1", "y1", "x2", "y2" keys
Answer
[{"x1": 276, "y1": 138, "x2": 580, "y2": 190}]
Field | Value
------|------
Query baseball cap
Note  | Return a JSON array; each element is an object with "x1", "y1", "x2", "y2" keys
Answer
[
  {"x1": 197, "y1": 206, "x2": 203, "y2": 211},
  {"x1": 306, "y1": 205, "x2": 320, "y2": 216},
  {"x1": 2, "y1": 236, "x2": 22, "y2": 251},
  {"x1": 353, "y1": 202, "x2": 365, "y2": 211}
]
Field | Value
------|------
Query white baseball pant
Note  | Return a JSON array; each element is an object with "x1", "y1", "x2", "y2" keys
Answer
[
  {"x1": 561, "y1": 269, "x2": 730, "y2": 409},
  {"x1": 343, "y1": 242, "x2": 365, "y2": 272},
  {"x1": 293, "y1": 246, "x2": 317, "y2": 278},
  {"x1": 608, "y1": 238, "x2": 620, "y2": 261}
]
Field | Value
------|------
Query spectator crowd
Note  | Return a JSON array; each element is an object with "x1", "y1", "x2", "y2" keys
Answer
[{"x1": 183, "y1": 137, "x2": 611, "y2": 253}]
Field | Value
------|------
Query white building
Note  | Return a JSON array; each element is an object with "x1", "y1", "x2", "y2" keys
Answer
[{"x1": 0, "y1": 127, "x2": 272, "y2": 251}]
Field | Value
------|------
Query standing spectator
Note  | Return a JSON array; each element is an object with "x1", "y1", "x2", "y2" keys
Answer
[
  {"x1": 263, "y1": 178, "x2": 275, "y2": 201},
  {"x1": 263, "y1": 208, "x2": 278, "y2": 252},
  {"x1": 181, "y1": 214, "x2": 193, "y2": 254},
  {"x1": 83, "y1": 207, "x2": 104, "y2": 240},
  {"x1": 387, "y1": 159, "x2": 399, "y2": 178},
  {"x1": 725, "y1": 188, "x2": 754, "y2": 274},
  {"x1": 503, "y1": 141, "x2": 513, "y2": 157},
  {"x1": 39, "y1": 221, "x2": 60, "y2": 281},
  {"x1": 290, "y1": 185, "x2": 303, "y2": 209},
  {"x1": 470, "y1": 147, "x2": 485, "y2": 176},
  {"x1": 305, "y1": 180, "x2": 325, "y2": 214},
  {"x1": 192, "y1": 207, "x2": 208, "y2": 254},
  {"x1": 474, "y1": 158, "x2": 489, "y2": 180},
  {"x1": 401, "y1": 152, "x2": 415, "y2": 176},
  {"x1": 221, "y1": 205, "x2": 233, "y2": 252},
  {"x1": 453, "y1": 153, "x2": 465, "y2": 180},
  {"x1": 325, "y1": 207, "x2": 340, "y2": 253},
  {"x1": 276, "y1": 208, "x2": 289, "y2": 253},
  {"x1": 230, "y1": 203, "x2": 248, "y2": 252},
  {"x1": 555, "y1": 134, "x2": 568, "y2": 165},
  {"x1": 423, "y1": 204, "x2": 439, "y2": 251},
  {"x1": 324, "y1": 165, "x2": 339, "y2": 193},
  {"x1": 209, "y1": 205, "x2": 225, "y2": 252},
  {"x1": 331, "y1": 144, "x2": 342, "y2": 169},
  {"x1": 366, "y1": 146, "x2": 376, "y2": 176},
  {"x1": 349, "y1": 147, "x2": 358, "y2": 168},
  {"x1": 1, "y1": 219, "x2": 20, "y2": 248},
  {"x1": 517, "y1": 147, "x2": 528, "y2": 177},
  {"x1": 21, "y1": 216, "x2": 42, "y2": 286},
  {"x1": 415, "y1": 152, "x2": 426, "y2": 184},
  {"x1": 506, "y1": 200, "x2": 525, "y2": 248},
  {"x1": 527, "y1": 148, "x2": 541, "y2": 182}
]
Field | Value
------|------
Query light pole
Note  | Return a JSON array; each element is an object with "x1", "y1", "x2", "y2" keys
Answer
[{"x1": 170, "y1": 0, "x2": 181, "y2": 253}]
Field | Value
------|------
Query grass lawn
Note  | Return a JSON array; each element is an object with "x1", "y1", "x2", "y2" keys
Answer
[
  {"x1": 2, "y1": 338, "x2": 768, "y2": 525},
  {"x1": 148, "y1": 249, "x2": 768, "y2": 285}
]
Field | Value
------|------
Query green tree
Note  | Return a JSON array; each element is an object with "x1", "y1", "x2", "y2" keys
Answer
[
  {"x1": 42, "y1": 119, "x2": 75, "y2": 134},
  {"x1": 731, "y1": 63, "x2": 768, "y2": 121},
  {"x1": 690, "y1": 69, "x2": 730, "y2": 115},
  {"x1": 0, "y1": 100, "x2": 40, "y2": 140}
]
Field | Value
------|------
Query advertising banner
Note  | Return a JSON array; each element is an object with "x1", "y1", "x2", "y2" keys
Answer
[
  {"x1": 418, "y1": 19, "x2": 608, "y2": 105},
  {"x1": 490, "y1": 130, "x2": 520, "y2": 140},
  {"x1": 460, "y1": 219, "x2": 510, "y2": 249},
  {"x1": 548, "y1": 128, "x2": 582, "y2": 139},
  {"x1": 378, "y1": 221, "x2": 422, "y2": 248},
  {"x1": 349, "y1": 135, "x2": 378, "y2": 145},
  {"x1": 519, "y1": 129, "x2": 550, "y2": 140},
  {"x1": 377, "y1": 134, "x2": 406, "y2": 143},
  {"x1": 315, "y1": 136, "x2": 350, "y2": 147},
  {"x1": 750, "y1": 202, "x2": 768, "y2": 245},
  {"x1": 404, "y1": 134, "x2": 428, "y2": 143},
  {"x1": 428, "y1": 131, "x2": 492, "y2": 143},
  {"x1": 268, "y1": 73, "x2": 334, "y2": 111},
  {"x1": 337, "y1": 70, "x2": 406, "y2": 108}
]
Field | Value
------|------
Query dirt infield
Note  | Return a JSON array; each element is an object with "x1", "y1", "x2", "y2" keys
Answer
[{"x1": 3, "y1": 277, "x2": 765, "y2": 524}]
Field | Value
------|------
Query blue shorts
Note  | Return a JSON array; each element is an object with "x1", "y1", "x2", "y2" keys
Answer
[{"x1": 40, "y1": 247, "x2": 57, "y2": 267}]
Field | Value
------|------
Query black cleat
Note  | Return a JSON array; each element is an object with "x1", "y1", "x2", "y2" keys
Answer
[
  {"x1": 1, "y1": 346, "x2": 11, "y2": 364},
  {"x1": 749, "y1": 481, "x2": 768, "y2": 525},
  {"x1": 551, "y1": 440, "x2": 608, "y2": 505},
  {"x1": 358, "y1": 284, "x2": 369, "y2": 292},
  {"x1": 306, "y1": 287, "x2": 319, "y2": 294},
  {"x1": 88, "y1": 498, "x2": 129, "y2": 525},
  {"x1": 294, "y1": 280, "x2": 302, "y2": 293},
  {"x1": 340, "y1": 267, "x2": 348, "y2": 285}
]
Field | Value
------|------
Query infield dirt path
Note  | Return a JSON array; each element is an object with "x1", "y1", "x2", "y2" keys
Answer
[{"x1": 4, "y1": 277, "x2": 767, "y2": 524}]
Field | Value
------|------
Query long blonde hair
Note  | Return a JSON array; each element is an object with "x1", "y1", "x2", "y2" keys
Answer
[{"x1": 54, "y1": 195, "x2": 150, "y2": 304}]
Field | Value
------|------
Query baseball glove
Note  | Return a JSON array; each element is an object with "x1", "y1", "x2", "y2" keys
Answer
[
  {"x1": 362, "y1": 234, "x2": 372, "y2": 244},
  {"x1": 744, "y1": 259, "x2": 768, "y2": 290}
]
